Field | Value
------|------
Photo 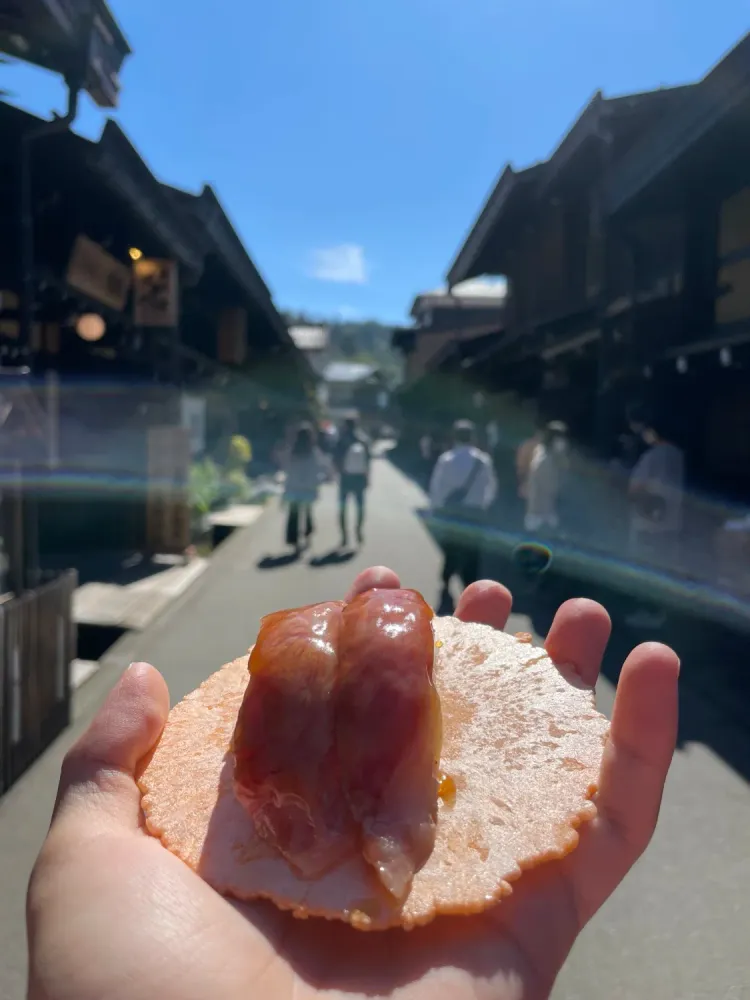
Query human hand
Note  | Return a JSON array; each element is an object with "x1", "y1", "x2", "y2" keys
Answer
[{"x1": 27, "y1": 569, "x2": 678, "y2": 1000}]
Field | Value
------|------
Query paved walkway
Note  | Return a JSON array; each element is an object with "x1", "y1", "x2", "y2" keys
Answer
[{"x1": 0, "y1": 456, "x2": 749, "y2": 1000}]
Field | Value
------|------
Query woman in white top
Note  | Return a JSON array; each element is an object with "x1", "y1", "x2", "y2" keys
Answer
[
  {"x1": 282, "y1": 423, "x2": 329, "y2": 553},
  {"x1": 524, "y1": 421, "x2": 569, "y2": 532}
]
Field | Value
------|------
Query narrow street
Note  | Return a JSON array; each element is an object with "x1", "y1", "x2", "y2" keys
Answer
[{"x1": 1, "y1": 457, "x2": 749, "y2": 999}]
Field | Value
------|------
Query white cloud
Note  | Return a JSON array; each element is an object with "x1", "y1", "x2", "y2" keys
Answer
[{"x1": 308, "y1": 244, "x2": 368, "y2": 284}]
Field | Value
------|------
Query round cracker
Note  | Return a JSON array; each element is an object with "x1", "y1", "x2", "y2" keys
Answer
[{"x1": 138, "y1": 617, "x2": 609, "y2": 930}]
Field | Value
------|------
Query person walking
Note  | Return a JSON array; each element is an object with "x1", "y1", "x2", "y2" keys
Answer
[
  {"x1": 429, "y1": 419, "x2": 497, "y2": 598},
  {"x1": 282, "y1": 422, "x2": 328, "y2": 554},
  {"x1": 524, "y1": 421, "x2": 570, "y2": 533},
  {"x1": 627, "y1": 407, "x2": 684, "y2": 570},
  {"x1": 516, "y1": 427, "x2": 541, "y2": 503},
  {"x1": 333, "y1": 415, "x2": 371, "y2": 548},
  {"x1": 625, "y1": 405, "x2": 685, "y2": 629}
]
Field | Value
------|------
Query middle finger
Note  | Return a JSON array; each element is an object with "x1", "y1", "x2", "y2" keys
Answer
[{"x1": 544, "y1": 598, "x2": 611, "y2": 687}]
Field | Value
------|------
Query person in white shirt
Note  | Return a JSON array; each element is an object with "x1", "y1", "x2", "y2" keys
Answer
[
  {"x1": 429, "y1": 419, "x2": 497, "y2": 596},
  {"x1": 524, "y1": 421, "x2": 570, "y2": 533},
  {"x1": 333, "y1": 416, "x2": 371, "y2": 548},
  {"x1": 282, "y1": 423, "x2": 330, "y2": 554}
]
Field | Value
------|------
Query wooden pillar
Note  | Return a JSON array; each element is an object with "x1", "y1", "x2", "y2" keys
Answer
[
  {"x1": 1, "y1": 464, "x2": 24, "y2": 595},
  {"x1": 595, "y1": 214, "x2": 638, "y2": 456}
]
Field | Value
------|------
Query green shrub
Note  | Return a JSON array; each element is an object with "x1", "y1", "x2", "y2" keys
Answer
[
  {"x1": 189, "y1": 457, "x2": 222, "y2": 514},
  {"x1": 225, "y1": 468, "x2": 253, "y2": 503}
]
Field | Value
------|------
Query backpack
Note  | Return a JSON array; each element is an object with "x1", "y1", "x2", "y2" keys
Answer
[{"x1": 343, "y1": 440, "x2": 368, "y2": 475}]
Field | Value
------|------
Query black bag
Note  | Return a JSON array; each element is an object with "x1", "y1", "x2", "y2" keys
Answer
[{"x1": 438, "y1": 456, "x2": 485, "y2": 518}]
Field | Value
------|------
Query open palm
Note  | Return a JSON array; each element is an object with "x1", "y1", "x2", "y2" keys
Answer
[{"x1": 27, "y1": 566, "x2": 678, "y2": 1000}]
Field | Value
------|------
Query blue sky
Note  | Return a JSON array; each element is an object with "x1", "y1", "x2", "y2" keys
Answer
[{"x1": 5, "y1": 1, "x2": 750, "y2": 323}]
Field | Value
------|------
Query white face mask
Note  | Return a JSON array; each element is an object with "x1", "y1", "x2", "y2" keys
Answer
[{"x1": 552, "y1": 437, "x2": 568, "y2": 455}]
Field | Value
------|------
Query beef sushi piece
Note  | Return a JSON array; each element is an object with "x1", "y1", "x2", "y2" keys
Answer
[
  {"x1": 336, "y1": 589, "x2": 440, "y2": 901},
  {"x1": 232, "y1": 601, "x2": 356, "y2": 878}
]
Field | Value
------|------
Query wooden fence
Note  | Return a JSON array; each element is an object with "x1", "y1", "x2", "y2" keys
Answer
[{"x1": 0, "y1": 569, "x2": 77, "y2": 794}]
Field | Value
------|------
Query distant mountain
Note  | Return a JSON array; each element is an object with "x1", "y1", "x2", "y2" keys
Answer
[{"x1": 284, "y1": 313, "x2": 404, "y2": 387}]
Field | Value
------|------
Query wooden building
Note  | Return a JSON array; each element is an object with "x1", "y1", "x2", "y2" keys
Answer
[
  {"x1": 0, "y1": 0, "x2": 130, "y2": 109},
  {"x1": 318, "y1": 360, "x2": 389, "y2": 434},
  {"x1": 598, "y1": 33, "x2": 750, "y2": 503},
  {"x1": 393, "y1": 285, "x2": 505, "y2": 385},
  {"x1": 392, "y1": 284, "x2": 506, "y2": 444},
  {"x1": 446, "y1": 34, "x2": 750, "y2": 489},
  {"x1": 447, "y1": 84, "x2": 698, "y2": 447},
  {"x1": 0, "y1": 100, "x2": 312, "y2": 568},
  {"x1": 435, "y1": 31, "x2": 750, "y2": 587},
  {"x1": 1, "y1": 0, "x2": 130, "y2": 795}
]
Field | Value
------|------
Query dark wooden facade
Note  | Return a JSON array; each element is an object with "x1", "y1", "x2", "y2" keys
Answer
[
  {"x1": 0, "y1": 100, "x2": 312, "y2": 565},
  {"x1": 445, "y1": 32, "x2": 750, "y2": 502},
  {"x1": 0, "y1": 0, "x2": 131, "y2": 109}
]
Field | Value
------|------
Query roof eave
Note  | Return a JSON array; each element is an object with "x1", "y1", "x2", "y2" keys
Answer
[
  {"x1": 603, "y1": 32, "x2": 750, "y2": 215},
  {"x1": 537, "y1": 91, "x2": 604, "y2": 195},
  {"x1": 446, "y1": 164, "x2": 517, "y2": 288},
  {"x1": 195, "y1": 186, "x2": 303, "y2": 356},
  {"x1": 90, "y1": 121, "x2": 204, "y2": 274},
  {"x1": 446, "y1": 163, "x2": 546, "y2": 287}
]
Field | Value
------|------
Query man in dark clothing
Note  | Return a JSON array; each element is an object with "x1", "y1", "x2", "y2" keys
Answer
[{"x1": 333, "y1": 416, "x2": 371, "y2": 548}]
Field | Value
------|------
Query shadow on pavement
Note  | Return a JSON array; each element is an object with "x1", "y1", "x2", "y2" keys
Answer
[
  {"x1": 309, "y1": 549, "x2": 356, "y2": 568},
  {"x1": 257, "y1": 552, "x2": 301, "y2": 569}
]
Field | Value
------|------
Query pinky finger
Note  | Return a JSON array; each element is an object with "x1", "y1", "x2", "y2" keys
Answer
[{"x1": 597, "y1": 641, "x2": 679, "y2": 852}]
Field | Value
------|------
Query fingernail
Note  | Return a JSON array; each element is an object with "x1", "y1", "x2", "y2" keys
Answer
[{"x1": 125, "y1": 661, "x2": 150, "y2": 677}]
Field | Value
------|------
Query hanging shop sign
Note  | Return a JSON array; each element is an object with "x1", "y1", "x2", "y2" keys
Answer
[
  {"x1": 66, "y1": 234, "x2": 131, "y2": 311},
  {"x1": 217, "y1": 307, "x2": 247, "y2": 365},
  {"x1": 133, "y1": 258, "x2": 179, "y2": 327}
]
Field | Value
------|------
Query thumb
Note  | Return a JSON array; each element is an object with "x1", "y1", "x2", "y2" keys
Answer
[{"x1": 51, "y1": 662, "x2": 169, "y2": 833}]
